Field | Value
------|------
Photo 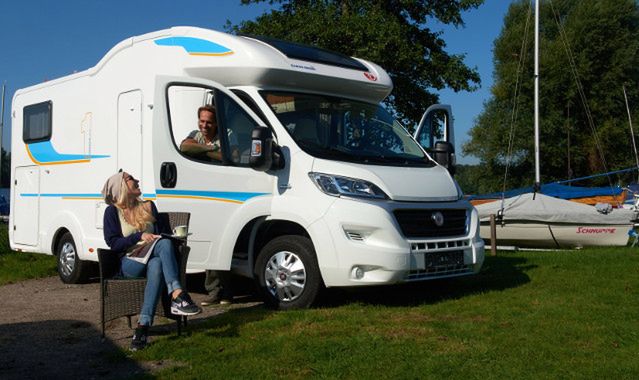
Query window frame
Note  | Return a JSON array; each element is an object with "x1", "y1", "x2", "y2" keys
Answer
[
  {"x1": 23, "y1": 101, "x2": 53, "y2": 143},
  {"x1": 165, "y1": 82, "x2": 260, "y2": 168}
]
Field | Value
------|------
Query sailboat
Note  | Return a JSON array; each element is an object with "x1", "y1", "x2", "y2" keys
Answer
[{"x1": 475, "y1": 0, "x2": 636, "y2": 249}]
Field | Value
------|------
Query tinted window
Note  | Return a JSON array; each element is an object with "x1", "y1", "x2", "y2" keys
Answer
[
  {"x1": 23, "y1": 101, "x2": 52, "y2": 143},
  {"x1": 244, "y1": 35, "x2": 368, "y2": 71}
]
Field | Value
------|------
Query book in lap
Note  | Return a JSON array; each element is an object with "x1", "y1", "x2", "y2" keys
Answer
[{"x1": 126, "y1": 239, "x2": 159, "y2": 265}]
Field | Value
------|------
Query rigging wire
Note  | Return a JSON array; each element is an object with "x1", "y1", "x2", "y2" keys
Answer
[
  {"x1": 548, "y1": 0, "x2": 618, "y2": 203},
  {"x1": 500, "y1": 1, "x2": 533, "y2": 215}
]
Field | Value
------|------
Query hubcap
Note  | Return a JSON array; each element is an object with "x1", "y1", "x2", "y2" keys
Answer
[
  {"x1": 264, "y1": 250, "x2": 306, "y2": 302},
  {"x1": 59, "y1": 242, "x2": 76, "y2": 277}
]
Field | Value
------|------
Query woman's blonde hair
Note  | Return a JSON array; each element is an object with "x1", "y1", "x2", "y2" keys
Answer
[{"x1": 114, "y1": 178, "x2": 155, "y2": 231}]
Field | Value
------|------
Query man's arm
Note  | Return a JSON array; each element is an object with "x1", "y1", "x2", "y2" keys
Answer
[{"x1": 180, "y1": 139, "x2": 222, "y2": 161}]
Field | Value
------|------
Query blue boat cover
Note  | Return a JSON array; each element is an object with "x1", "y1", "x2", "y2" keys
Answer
[{"x1": 470, "y1": 183, "x2": 623, "y2": 200}]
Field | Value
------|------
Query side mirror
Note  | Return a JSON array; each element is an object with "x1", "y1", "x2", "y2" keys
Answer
[
  {"x1": 433, "y1": 141, "x2": 456, "y2": 175},
  {"x1": 250, "y1": 127, "x2": 273, "y2": 172}
]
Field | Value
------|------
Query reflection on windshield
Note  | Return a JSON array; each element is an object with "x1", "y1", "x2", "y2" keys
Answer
[{"x1": 261, "y1": 91, "x2": 434, "y2": 167}]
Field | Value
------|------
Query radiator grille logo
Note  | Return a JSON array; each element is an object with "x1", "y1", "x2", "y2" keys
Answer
[{"x1": 431, "y1": 212, "x2": 444, "y2": 227}]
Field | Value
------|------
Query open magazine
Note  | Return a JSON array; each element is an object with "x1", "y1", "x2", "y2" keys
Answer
[{"x1": 126, "y1": 238, "x2": 160, "y2": 265}]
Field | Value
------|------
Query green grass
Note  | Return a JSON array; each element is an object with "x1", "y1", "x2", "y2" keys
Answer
[
  {"x1": 0, "y1": 225, "x2": 57, "y2": 285},
  {"x1": 0, "y1": 231, "x2": 636, "y2": 379},
  {"x1": 129, "y1": 248, "x2": 639, "y2": 379}
]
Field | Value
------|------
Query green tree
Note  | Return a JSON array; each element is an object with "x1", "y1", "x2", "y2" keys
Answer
[
  {"x1": 464, "y1": 0, "x2": 639, "y2": 194},
  {"x1": 229, "y1": 0, "x2": 483, "y2": 128},
  {"x1": 1, "y1": 148, "x2": 10, "y2": 188}
]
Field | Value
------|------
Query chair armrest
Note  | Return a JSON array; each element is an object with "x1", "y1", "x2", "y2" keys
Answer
[{"x1": 97, "y1": 249, "x2": 122, "y2": 280}]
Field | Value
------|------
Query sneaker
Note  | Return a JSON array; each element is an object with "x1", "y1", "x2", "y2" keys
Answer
[
  {"x1": 171, "y1": 291, "x2": 202, "y2": 316},
  {"x1": 130, "y1": 325, "x2": 149, "y2": 351}
]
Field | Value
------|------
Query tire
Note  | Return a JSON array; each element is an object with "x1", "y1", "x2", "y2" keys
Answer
[
  {"x1": 56, "y1": 232, "x2": 91, "y2": 284},
  {"x1": 254, "y1": 235, "x2": 322, "y2": 310}
]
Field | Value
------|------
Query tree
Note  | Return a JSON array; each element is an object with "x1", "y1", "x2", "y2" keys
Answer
[
  {"x1": 464, "y1": 0, "x2": 639, "y2": 193},
  {"x1": 1, "y1": 148, "x2": 10, "y2": 188},
  {"x1": 229, "y1": 0, "x2": 483, "y2": 128}
]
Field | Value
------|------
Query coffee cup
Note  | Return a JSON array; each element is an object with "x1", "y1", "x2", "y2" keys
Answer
[{"x1": 173, "y1": 225, "x2": 188, "y2": 238}]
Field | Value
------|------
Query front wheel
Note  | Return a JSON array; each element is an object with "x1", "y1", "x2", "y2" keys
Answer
[
  {"x1": 56, "y1": 232, "x2": 91, "y2": 284},
  {"x1": 255, "y1": 235, "x2": 322, "y2": 310}
]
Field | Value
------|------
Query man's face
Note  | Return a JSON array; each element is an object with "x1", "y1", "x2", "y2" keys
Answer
[{"x1": 198, "y1": 110, "x2": 217, "y2": 139}]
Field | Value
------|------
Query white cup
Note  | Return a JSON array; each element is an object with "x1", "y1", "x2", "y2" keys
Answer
[{"x1": 173, "y1": 225, "x2": 188, "y2": 238}]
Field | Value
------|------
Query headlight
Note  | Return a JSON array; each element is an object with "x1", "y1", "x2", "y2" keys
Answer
[{"x1": 308, "y1": 172, "x2": 388, "y2": 199}]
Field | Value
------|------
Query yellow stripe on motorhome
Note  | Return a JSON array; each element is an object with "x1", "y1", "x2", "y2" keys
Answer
[
  {"x1": 189, "y1": 51, "x2": 235, "y2": 56},
  {"x1": 157, "y1": 194, "x2": 244, "y2": 204},
  {"x1": 62, "y1": 197, "x2": 104, "y2": 200}
]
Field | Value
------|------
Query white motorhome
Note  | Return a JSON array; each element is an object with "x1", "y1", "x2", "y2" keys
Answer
[{"x1": 10, "y1": 27, "x2": 484, "y2": 308}]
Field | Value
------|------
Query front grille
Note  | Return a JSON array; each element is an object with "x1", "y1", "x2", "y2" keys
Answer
[
  {"x1": 394, "y1": 209, "x2": 467, "y2": 238},
  {"x1": 405, "y1": 264, "x2": 474, "y2": 280}
]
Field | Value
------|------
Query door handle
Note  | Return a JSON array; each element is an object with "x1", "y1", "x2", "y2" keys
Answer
[{"x1": 160, "y1": 162, "x2": 177, "y2": 188}]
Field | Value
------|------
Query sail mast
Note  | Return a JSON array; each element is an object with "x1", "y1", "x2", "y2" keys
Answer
[{"x1": 533, "y1": 0, "x2": 541, "y2": 191}]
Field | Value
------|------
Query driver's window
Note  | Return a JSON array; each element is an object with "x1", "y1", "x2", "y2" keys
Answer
[
  {"x1": 217, "y1": 92, "x2": 259, "y2": 165},
  {"x1": 167, "y1": 85, "x2": 256, "y2": 166},
  {"x1": 416, "y1": 110, "x2": 447, "y2": 151}
]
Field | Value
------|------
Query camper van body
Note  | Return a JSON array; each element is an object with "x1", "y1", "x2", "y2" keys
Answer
[{"x1": 10, "y1": 27, "x2": 484, "y2": 308}]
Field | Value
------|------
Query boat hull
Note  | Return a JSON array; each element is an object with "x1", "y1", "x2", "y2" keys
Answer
[{"x1": 480, "y1": 222, "x2": 633, "y2": 248}]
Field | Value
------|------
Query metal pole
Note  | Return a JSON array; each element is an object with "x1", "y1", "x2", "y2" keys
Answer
[
  {"x1": 623, "y1": 85, "x2": 639, "y2": 182},
  {"x1": 490, "y1": 214, "x2": 497, "y2": 256},
  {"x1": 533, "y1": 0, "x2": 541, "y2": 192}
]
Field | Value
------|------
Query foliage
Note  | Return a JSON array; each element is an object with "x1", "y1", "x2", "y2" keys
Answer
[
  {"x1": 464, "y1": 0, "x2": 639, "y2": 193},
  {"x1": 133, "y1": 248, "x2": 639, "y2": 379},
  {"x1": 1, "y1": 148, "x2": 10, "y2": 188},
  {"x1": 229, "y1": 0, "x2": 483, "y2": 129}
]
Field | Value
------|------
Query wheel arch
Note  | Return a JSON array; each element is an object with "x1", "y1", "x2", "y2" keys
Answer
[{"x1": 45, "y1": 211, "x2": 86, "y2": 259}]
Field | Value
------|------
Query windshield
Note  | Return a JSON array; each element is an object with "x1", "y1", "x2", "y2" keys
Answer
[{"x1": 261, "y1": 91, "x2": 434, "y2": 167}]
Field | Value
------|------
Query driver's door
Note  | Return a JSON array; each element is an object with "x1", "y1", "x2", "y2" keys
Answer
[{"x1": 152, "y1": 76, "x2": 274, "y2": 270}]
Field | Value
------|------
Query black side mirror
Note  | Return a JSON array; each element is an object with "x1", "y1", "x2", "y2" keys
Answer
[
  {"x1": 433, "y1": 141, "x2": 456, "y2": 175},
  {"x1": 250, "y1": 127, "x2": 274, "y2": 172}
]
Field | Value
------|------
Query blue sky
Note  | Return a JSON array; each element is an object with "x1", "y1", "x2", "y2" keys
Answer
[{"x1": 0, "y1": 0, "x2": 512, "y2": 164}]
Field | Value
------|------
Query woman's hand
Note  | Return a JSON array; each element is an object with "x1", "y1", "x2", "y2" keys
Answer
[{"x1": 141, "y1": 232, "x2": 160, "y2": 243}]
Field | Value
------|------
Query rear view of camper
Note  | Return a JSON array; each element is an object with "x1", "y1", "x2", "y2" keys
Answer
[{"x1": 10, "y1": 27, "x2": 484, "y2": 308}]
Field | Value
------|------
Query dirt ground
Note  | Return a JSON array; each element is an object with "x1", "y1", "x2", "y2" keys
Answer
[{"x1": 0, "y1": 275, "x2": 259, "y2": 380}]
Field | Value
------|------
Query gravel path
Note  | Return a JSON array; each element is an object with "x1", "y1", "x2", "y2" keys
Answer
[{"x1": 0, "y1": 276, "x2": 256, "y2": 379}]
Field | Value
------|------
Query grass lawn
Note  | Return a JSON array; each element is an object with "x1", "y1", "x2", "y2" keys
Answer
[
  {"x1": 0, "y1": 225, "x2": 56, "y2": 285},
  {"x1": 130, "y1": 247, "x2": 639, "y2": 379},
  {"x1": 0, "y1": 228, "x2": 637, "y2": 379}
]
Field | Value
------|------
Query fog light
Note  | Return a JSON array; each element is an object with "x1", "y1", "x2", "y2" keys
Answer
[{"x1": 352, "y1": 266, "x2": 365, "y2": 279}]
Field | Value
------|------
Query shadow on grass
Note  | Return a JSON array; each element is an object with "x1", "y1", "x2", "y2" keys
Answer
[
  {"x1": 0, "y1": 319, "x2": 146, "y2": 380},
  {"x1": 317, "y1": 254, "x2": 535, "y2": 308}
]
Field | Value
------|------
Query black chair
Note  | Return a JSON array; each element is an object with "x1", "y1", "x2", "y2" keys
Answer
[{"x1": 98, "y1": 212, "x2": 190, "y2": 338}]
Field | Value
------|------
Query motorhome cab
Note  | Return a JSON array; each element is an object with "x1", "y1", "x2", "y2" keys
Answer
[{"x1": 10, "y1": 27, "x2": 484, "y2": 308}]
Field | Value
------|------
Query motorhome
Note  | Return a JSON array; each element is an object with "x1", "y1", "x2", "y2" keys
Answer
[{"x1": 10, "y1": 27, "x2": 484, "y2": 308}]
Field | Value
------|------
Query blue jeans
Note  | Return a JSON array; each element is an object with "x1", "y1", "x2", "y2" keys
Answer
[{"x1": 120, "y1": 238, "x2": 182, "y2": 326}]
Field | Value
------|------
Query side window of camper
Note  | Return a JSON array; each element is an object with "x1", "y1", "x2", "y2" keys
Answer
[{"x1": 23, "y1": 101, "x2": 52, "y2": 143}]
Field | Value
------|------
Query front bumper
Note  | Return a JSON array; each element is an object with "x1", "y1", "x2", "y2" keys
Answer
[{"x1": 310, "y1": 197, "x2": 485, "y2": 287}]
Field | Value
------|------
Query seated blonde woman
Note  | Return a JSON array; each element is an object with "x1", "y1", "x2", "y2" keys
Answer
[{"x1": 101, "y1": 171, "x2": 201, "y2": 351}]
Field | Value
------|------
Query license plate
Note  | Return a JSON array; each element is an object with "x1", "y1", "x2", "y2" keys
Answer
[{"x1": 425, "y1": 251, "x2": 464, "y2": 268}]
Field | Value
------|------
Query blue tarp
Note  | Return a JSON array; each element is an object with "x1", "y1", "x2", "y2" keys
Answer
[{"x1": 469, "y1": 183, "x2": 623, "y2": 201}]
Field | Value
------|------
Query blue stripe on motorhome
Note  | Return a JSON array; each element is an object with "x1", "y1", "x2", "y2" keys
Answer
[
  {"x1": 156, "y1": 189, "x2": 269, "y2": 203},
  {"x1": 20, "y1": 193, "x2": 102, "y2": 198},
  {"x1": 27, "y1": 141, "x2": 109, "y2": 164},
  {"x1": 154, "y1": 37, "x2": 233, "y2": 55}
]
